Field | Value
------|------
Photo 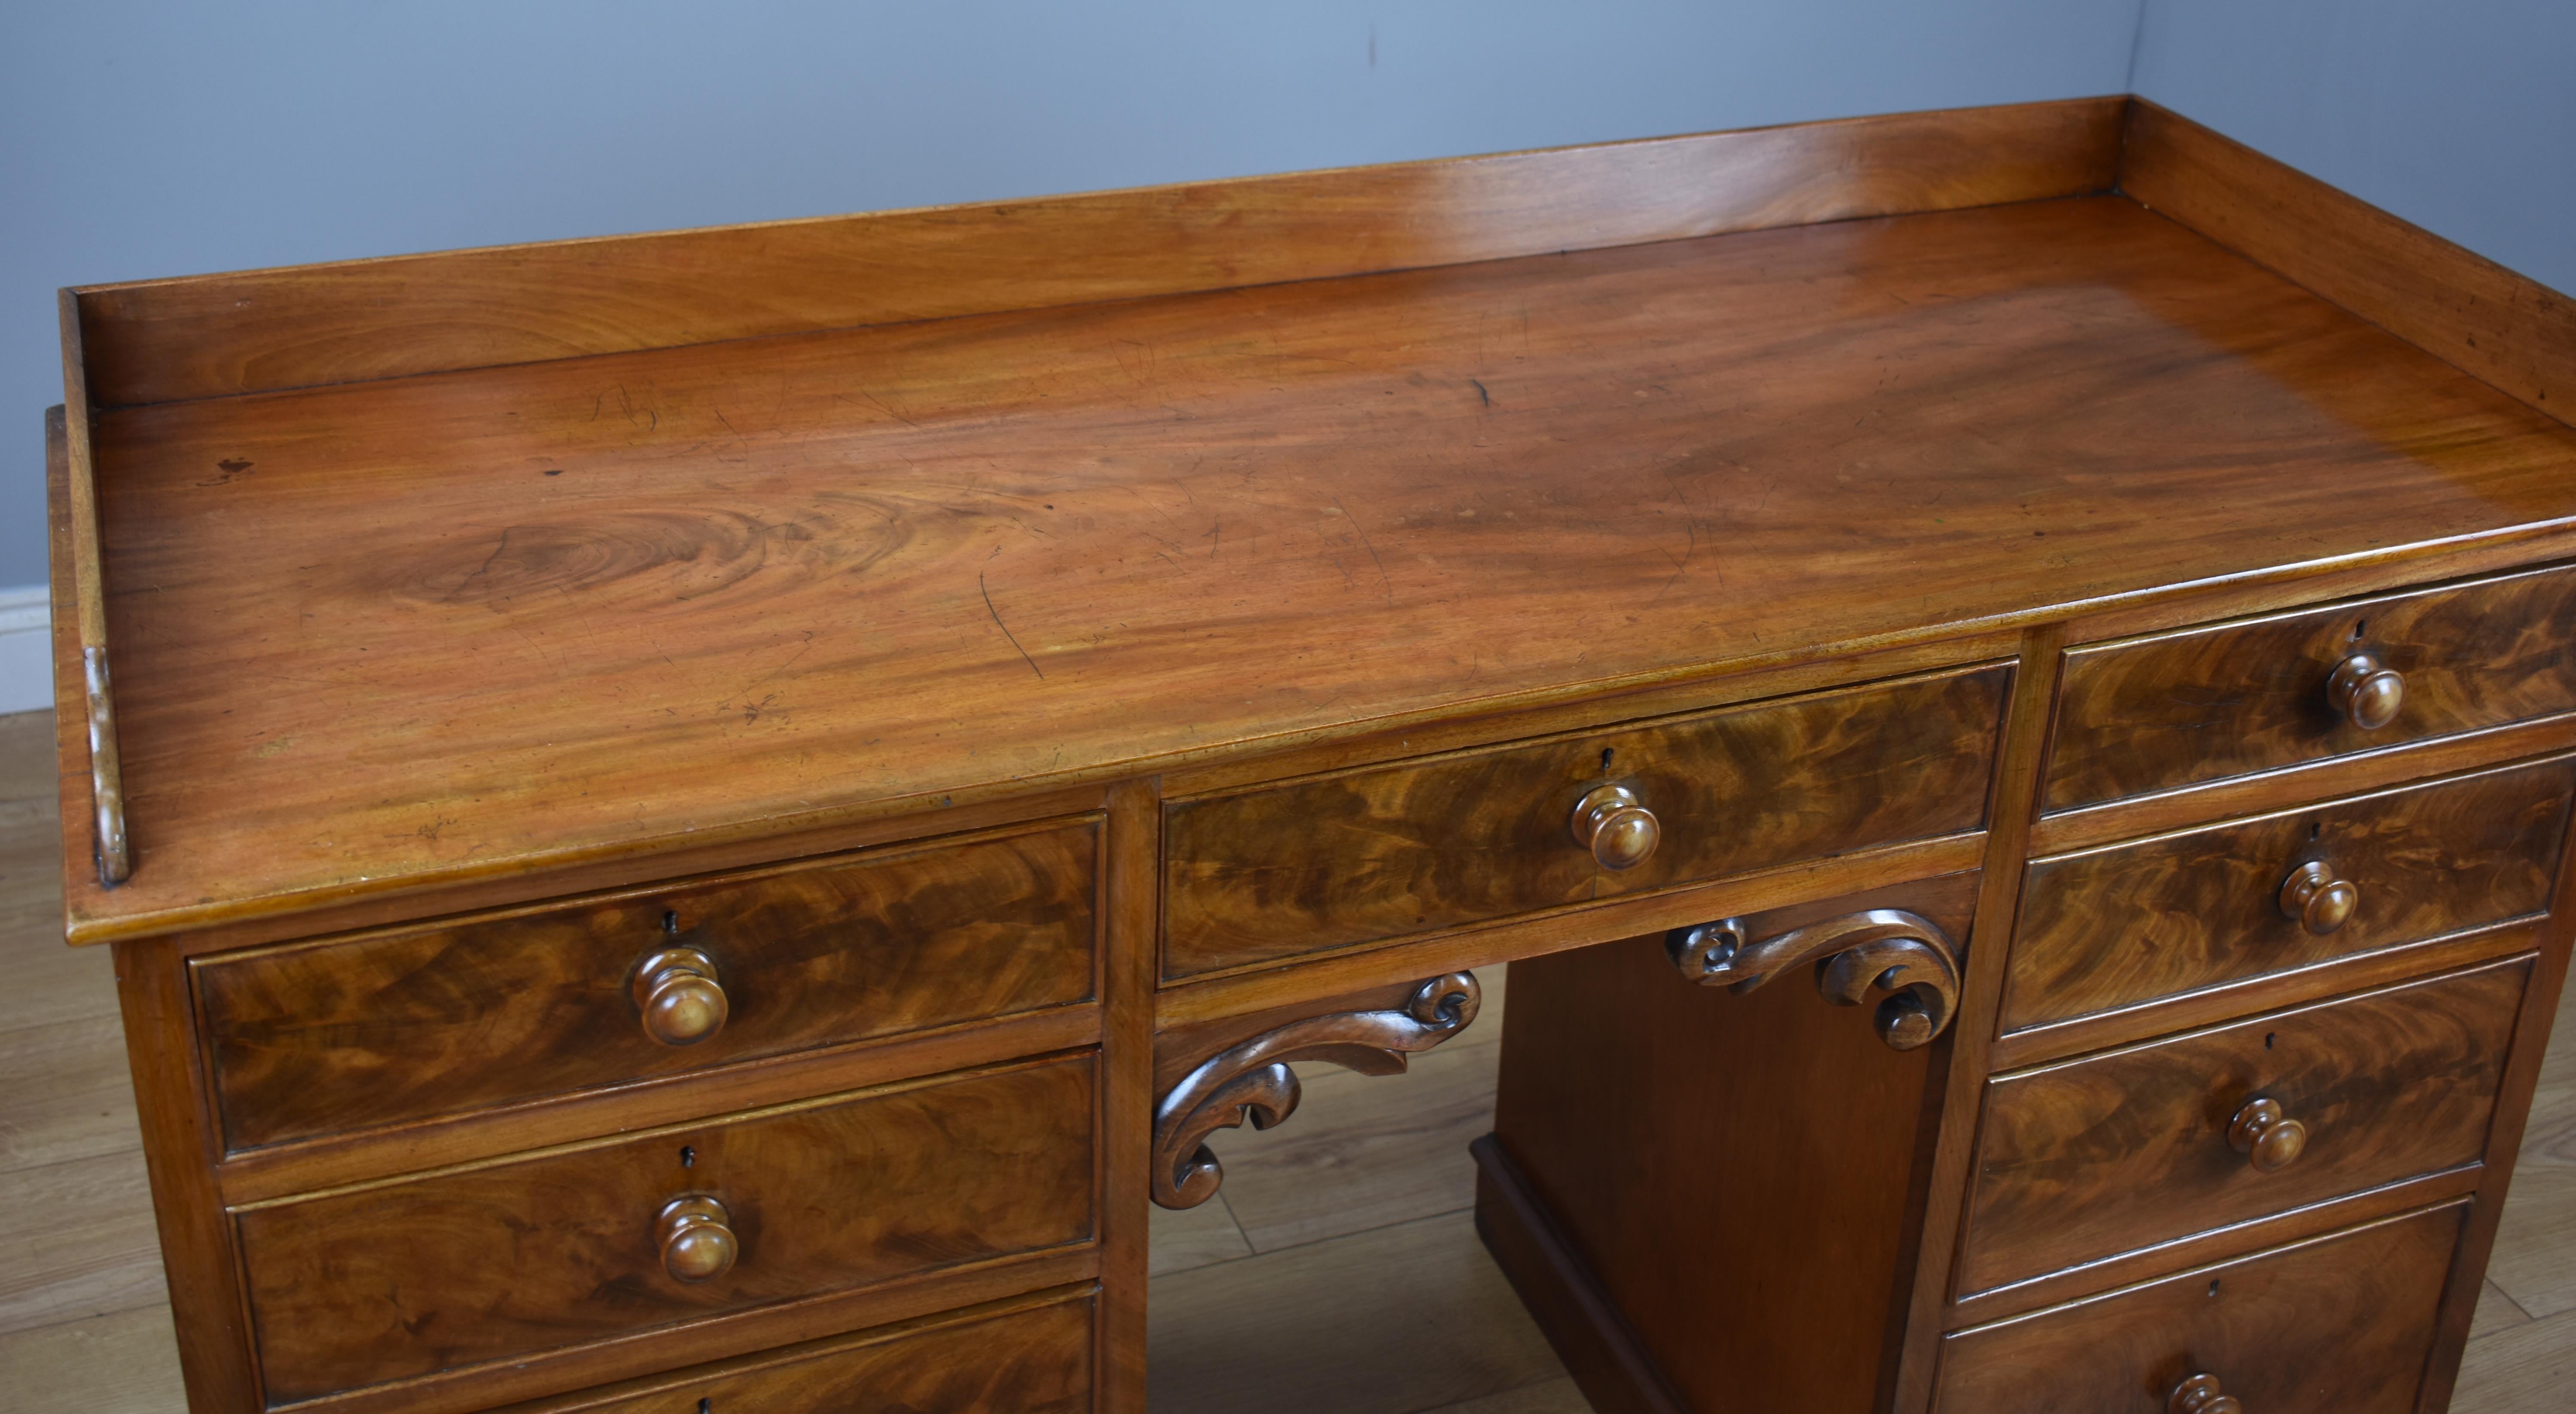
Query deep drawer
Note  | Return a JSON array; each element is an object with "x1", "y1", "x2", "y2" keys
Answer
[
  {"x1": 1935, "y1": 1202, "x2": 2464, "y2": 1414},
  {"x1": 515, "y1": 1292, "x2": 1094, "y2": 1414},
  {"x1": 2005, "y1": 756, "x2": 2572, "y2": 1035},
  {"x1": 236, "y1": 1056, "x2": 1097, "y2": 1403},
  {"x1": 1959, "y1": 958, "x2": 2523, "y2": 1296},
  {"x1": 2045, "y1": 561, "x2": 2576, "y2": 813},
  {"x1": 1162, "y1": 664, "x2": 2008, "y2": 979},
  {"x1": 197, "y1": 818, "x2": 1099, "y2": 1151}
]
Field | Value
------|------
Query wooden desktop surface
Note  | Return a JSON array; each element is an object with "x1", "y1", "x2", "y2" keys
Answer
[{"x1": 67, "y1": 194, "x2": 2576, "y2": 942}]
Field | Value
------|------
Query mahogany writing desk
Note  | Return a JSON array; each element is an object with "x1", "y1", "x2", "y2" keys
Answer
[{"x1": 46, "y1": 96, "x2": 2576, "y2": 1413}]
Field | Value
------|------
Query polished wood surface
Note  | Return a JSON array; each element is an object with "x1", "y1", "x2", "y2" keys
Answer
[
  {"x1": 1891, "y1": 622, "x2": 2069, "y2": 1413},
  {"x1": 1934, "y1": 1201, "x2": 2466, "y2": 1414},
  {"x1": 1489, "y1": 874, "x2": 1978, "y2": 1414},
  {"x1": 2045, "y1": 563, "x2": 2576, "y2": 812},
  {"x1": 2007, "y1": 756, "x2": 2574, "y2": 1035},
  {"x1": 2119, "y1": 100, "x2": 2576, "y2": 429},
  {"x1": 1960, "y1": 959, "x2": 2526, "y2": 1296},
  {"x1": 62, "y1": 193, "x2": 2576, "y2": 945},
  {"x1": 1163, "y1": 666, "x2": 2005, "y2": 977},
  {"x1": 71, "y1": 100, "x2": 2126, "y2": 410},
  {"x1": 499, "y1": 1291, "x2": 1094, "y2": 1414},
  {"x1": 196, "y1": 820, "x2": 1099, "y2": 1153},
  {"x1": 236, "y1": 1056, "x2": 1097, "y2": 1404}
]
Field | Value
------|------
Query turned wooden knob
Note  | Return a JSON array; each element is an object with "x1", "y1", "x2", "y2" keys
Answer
[
  {"x1": 2228, "y1": 1096, "x2": 2308, "y2": 1172},
  {"x1": 633, "y1": 946, "x2": 727, "y2": 1047},
  {"x1": 1571, "y1": 784, "x2": 1660, "y2": 871},
  {"x1": 656, "y1": 1195, "x2": 737, "y2": 1283},
  {"x1": 2327, "y1": 652, "x2": 2404, "y2": 730},
  {"x1": 2168, "y1": 1372, "x2": 2243, "y2": 1414},
  {"x1": 2277, "y1": 861, "x2": 2358, "y2": 935}
]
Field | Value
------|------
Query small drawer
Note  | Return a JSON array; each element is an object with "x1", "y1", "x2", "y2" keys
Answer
[
  {"x1": 237, "y1": 1055, "x2": 1097, "y2": 1404},
  {"x1": 512, "y1": 1292, "x2": 1093, "y2": 1413},
  {"x1": 2045, "y1": 561, "x2": 2576, "y2": 813},
  {"x1": 1163, "y1": 664, "x2": 2008, "y2": 979},
  {"x1": 1959, "y1": 958, "x2": 2523, "y2": 1296},
  {"x1": 197, "y1": 818, "x2": 1099, "y2": 1152},
  {"x1": 1936, "y1": 1202, "x2": 2464, "y2": 1413},
  {"x1": 2005, "y1": 756, "x2": 2573, "y2": 1035}
]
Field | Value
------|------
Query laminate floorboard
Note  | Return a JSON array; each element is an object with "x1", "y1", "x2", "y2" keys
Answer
[
  {"x1": 1145, "y1": 1210, "x2": 1568, "y2": 1414},
  {"x1": 0, "y1": 1013, "x2": 141, "y2": 1171},
  {"x1": 0, "y1": 709, "x2": 2570, "y2": 1410},
  {"x1": 2483, "y1": 972, "x2": 2576, "y2": 1322},
  {"x1": 0, "y1": 1305, "x2": 188, "y2": 1412}
]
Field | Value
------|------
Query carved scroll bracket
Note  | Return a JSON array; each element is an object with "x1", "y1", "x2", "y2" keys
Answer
[
  {"x1": 1151, "y1": 971, "x2": 1480, "y2": 1209},
  {"x1": 1666, "y1": 908, "x2": 1960, "y2": 1050}
]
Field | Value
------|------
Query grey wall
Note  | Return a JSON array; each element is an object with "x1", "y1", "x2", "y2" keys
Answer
[
  {"x1": 4, "y1": 0, "x2": 2148, "y2": 589},
  {"x1": 2131, "y1": 0, "x2": 2576, "y2": 297}
]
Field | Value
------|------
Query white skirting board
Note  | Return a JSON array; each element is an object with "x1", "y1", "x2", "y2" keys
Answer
[{"x1": 0, "y1": 586, "x2": 52, "y2": 715}]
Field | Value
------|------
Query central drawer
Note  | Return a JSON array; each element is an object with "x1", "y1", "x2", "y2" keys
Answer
[
  {"x1": 1958, "y1": 957, "x2": 2524, "y2": 1296},
  {"x1": 234, "y1": 1055, "x2": 1098, "y2": 1404},
  {"x1": 1161, "y1": 664, "x2": 2008, "y2": 979}
]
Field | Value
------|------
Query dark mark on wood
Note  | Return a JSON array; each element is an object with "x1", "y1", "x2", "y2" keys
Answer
[
  {"x1": 1470, "y1": 378, "x2": 1492, "y2": 407},
  {"x1": 980, "y1": 569, "x2": 1046, "y2": 680}
]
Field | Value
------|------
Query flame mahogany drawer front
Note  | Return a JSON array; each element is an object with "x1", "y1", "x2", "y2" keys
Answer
[
  {"x1": 2005, "y1": 756, "x2": 2574, "y2": 1035},
  {"x1": 1160, "y1": 664, "x2": 2009, "y2": 979},
  {"x1": 522, "y1": 1293, "x2": 1095, "y2": 1414},
  {"x1": 194, "y1": 818, "x2": 1100, "y2": 1153},
  {"x1": 234, "y1": 1055, "x2": 1097, "y2": 1405},
  {"x1": 2044, "y1": 561, "x2": 2576, "y2": 813},
  {"x1": 1958, "y1": 957, "x2": 2524, "y2": 1296},
  {"x1": 1935, "y1": 1202, "x2": 2466, "y2": 1414}
]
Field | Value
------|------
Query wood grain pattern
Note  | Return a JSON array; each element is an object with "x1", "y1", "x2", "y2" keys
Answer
[
  {"x1": 2029, "y1": 710, "x2": 2576, "y2": 860},
  {"x1": 1892, "y1": 622, "x2": 2066, "y2": 1414},
  {"x1": 1096, "y1": 780, "x2": 1160, "y2": 1414},
  {"x1": 1163, "y1": 667, "x2": 2005, "y2": 977},
  {"x1": 73, "y1": 99, "x2": 2125, "y2": 409},
  {"x1": 236, "y1": 1056, "x2": 1097, "y2": 1404},
  {"x1": 1935, "y1": 1201, "x2": 2465, "y2": 1414},
  {"x1": 1491, "y1": 874, "x2": 1978, "y2": 1414},
  {"x1": 196, "y1": 819, "x2": 1098, "y2": 1153},
  {"x1": 60, "y1": 194, "x2": 2576, "y2": 946},
  {"x1": 1987, "y1": 916, "x2": 2543, "y2": 1074},
  {"x1": 2045, "y1": 562, "x2": 2576, "y2": 812},
  {"x1": 495, "y1": 1290, "x2": 1094, "y2": 1414},
  {"x1": 1959, "y1": 959, "x2": 2527, "y2": 1296},
  {"x1": 2120, "y1": 99, "x2": 2576, "y2": 429},
  {"x1": 2008, "y1": 756, "x2": 2574, "y2": 1035},
  {"x1": 212, "y1": 1002, "x2": 1099, "y2": 1208}
]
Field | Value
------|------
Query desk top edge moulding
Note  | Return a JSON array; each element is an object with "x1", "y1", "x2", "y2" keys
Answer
[{"x1": 44, "y1": 91, "x2": 2576, "y2": 1414}]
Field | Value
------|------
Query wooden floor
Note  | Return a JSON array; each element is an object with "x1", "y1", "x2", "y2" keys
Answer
[{"x1": 0, "y1": 707, "x2": 2568, "y2": 1410}]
